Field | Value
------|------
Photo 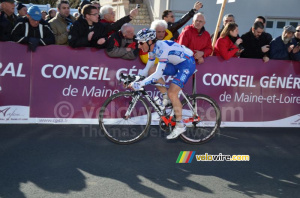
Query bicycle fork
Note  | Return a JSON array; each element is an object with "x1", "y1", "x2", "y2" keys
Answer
[{"x1": 124, "y1": 94, "x2": 141, "y2": 119}]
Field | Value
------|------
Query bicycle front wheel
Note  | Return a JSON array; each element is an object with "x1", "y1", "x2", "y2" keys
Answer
[
  {"x1": 99, "y1": 91, "x2": 151, "y2": 144},
  {"x1": 180, "y1": 94, "x2": 221, "y2": 144}
]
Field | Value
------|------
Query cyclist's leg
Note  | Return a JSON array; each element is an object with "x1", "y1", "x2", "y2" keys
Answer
[
  {"x1": 166, "y1": 58, "x2": 196, "y2": 139},
  {"x1": 168, "y1": 83, "x2": 182, "y2": 120},
  {"x1": 168, "y1": 57, "x2": 196, "y2": 118}
]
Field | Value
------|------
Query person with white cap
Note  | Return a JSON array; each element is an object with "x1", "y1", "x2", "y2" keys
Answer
[
  {"x1": 270, "y1": 25, "x2": 296, "y2": 60},
  {"x1": 11, "y1": 5, "x2": 55, "y2": 52}
]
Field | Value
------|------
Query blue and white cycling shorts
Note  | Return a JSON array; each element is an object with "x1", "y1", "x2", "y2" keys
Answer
[{"x1": 162, "y1": 56, "x2": 196, "y2": 88}]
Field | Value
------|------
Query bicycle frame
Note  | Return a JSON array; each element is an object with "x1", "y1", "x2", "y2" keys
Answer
[{"x1": 124, "y1": 84, "x2": 200, "y2": 127}]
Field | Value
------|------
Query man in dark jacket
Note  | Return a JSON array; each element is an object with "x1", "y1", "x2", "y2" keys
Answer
[
  {"x1": 106, "y1": 23, "x2": 138, "y2": 60},
  {"x1": 68, "y1": 4, "x2": 137, "y2": 48},
  {"x1": 291, "y1": 25, "x2": 300, "y2": 61},
  {"x1": 241, "y1": 21, "x2": 272, "y2": 62},
  {"x1": 270, "y1": 25, "x2": 296, "y2": 60},
  {"x1": 99, "y1": 4, "x2": 138, "y2": 37},
  {"x1": 11, "y1": 6, "x2": 55, "y2": 52},
  {"x1": 0, "y1": 0, "x2": 18, "y2": 41},
  {"x1": 162, "y1": 1, "x2": 202, "y2": 40}
]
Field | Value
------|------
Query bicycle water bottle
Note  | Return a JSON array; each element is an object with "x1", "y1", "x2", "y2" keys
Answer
[{"x1": 153, "y1": 96, "x2": 164, "y2": 110}]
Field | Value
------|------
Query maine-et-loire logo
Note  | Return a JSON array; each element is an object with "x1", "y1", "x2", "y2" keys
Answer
[
  {"x1": 176, "y1": 151, "x2": 195, "y2": 163},
  {"x1": 0, "y1": 107, "x2": 11, "y2": 117}
]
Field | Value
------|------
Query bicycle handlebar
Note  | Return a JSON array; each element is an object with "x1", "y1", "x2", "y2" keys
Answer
[{"x1": 119, "y1": 73, "x2": 145, "y2": 88}]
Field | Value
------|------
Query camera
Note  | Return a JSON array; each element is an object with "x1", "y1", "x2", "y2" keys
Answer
[
  {"x1": 238, "y1": 44, "x2": 244, "y2": 51},
  {"x1": 297, "y1": 42, "x2": 300, "y2": 46},
  {"x1": 136, "y1": 4, "x2": 140, "y2": 9}
]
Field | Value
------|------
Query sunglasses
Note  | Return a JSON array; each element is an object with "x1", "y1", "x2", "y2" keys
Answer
[
  {"x1": 138, "y1": 42, "x2": 145, "y2": 45},
  {"x1": 296, "y1": 30, "x2": 300, "y2": 32}
]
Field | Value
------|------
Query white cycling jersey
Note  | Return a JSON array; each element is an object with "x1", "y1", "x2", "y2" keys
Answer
[{"x1": 137, "y1": 40, "x2": 193, "y2": 87}]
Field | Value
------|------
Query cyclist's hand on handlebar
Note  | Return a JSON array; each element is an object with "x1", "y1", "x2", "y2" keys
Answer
[{"x1": 129, "y1": 81, "x2": 143, "y2": 91}]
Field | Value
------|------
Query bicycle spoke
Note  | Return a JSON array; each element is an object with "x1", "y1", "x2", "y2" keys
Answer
[
  {"x1": 180, "y1": 94, "x2": 221, "y2": 144},
  {"x1": 99, "y1": 92, "x2": 151, "y2": 144}
]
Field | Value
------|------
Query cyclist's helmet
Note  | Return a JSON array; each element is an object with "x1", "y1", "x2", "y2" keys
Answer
[{"x1": 135, "y1": 28, "x2": 156, "y2": 42}]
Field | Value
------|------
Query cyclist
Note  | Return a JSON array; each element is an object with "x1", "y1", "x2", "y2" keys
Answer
[{"x1": 129, "y1": 28, "x2": 196, "y2": 139}]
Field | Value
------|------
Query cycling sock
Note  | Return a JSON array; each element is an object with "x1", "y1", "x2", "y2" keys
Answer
[
  {"x1": 162, "y1": 93, "x2": 169, "y2": 100},
  {"x1": 176, "y1": 120, "x2": 185, "y2": 128}
]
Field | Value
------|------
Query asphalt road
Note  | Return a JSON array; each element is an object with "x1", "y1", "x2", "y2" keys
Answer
[{"x1": 0, "y1": 125, "x2": 299, "y2": 198}]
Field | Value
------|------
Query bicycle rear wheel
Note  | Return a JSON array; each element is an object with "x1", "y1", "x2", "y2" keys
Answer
[
  {"x1": 99, "y1": 91, "x2": 151, "y2": 144},
  {"x1": 180, "y1": 94, "x2": 221, "y2": 144}
]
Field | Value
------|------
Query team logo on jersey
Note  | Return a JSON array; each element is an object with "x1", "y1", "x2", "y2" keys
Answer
[
  {"x1": 157, "y1": 50, "x2": 164, "y2": 57},
  {"x1": 183, "y1": 69, "x2": 190, "y2": 74}
]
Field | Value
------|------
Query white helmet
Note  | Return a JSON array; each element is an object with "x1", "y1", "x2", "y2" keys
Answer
[{"x1": 136, "y1": 28, "x2": 156, "y2": 42}]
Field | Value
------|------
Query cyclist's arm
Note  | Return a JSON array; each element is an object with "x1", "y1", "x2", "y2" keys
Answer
[
  {"x1": 139, "y1": 62, "x2": 166, "y2": 87},
  {"x1": 138, "y1": 59, "x2": 155, "y2": 76}
]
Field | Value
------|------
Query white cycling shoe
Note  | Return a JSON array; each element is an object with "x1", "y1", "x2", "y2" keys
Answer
[{"x1": 166, "y1": 125, "x2": 186, "y2": 139}]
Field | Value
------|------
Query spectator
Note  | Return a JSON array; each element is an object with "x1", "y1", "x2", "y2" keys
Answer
[
  {"x1": 106, "y1": 23, "x2": 138, "y2": 60},
  {"x1": 139, "y1": 20, "x2": 169, "y2": 64},
  {"x1": 49, "y1": 0, "x2": 76, "y2": 45},
  {"x1": 214, "y1": 22, "x2": 243, "y2": 60},
  {"x1": 211, "y1": 13, "x2": 235, "y2": 40},
  {"x1": 78, "y1": 0, "x2": 91, "y2": 15},
  {"x1": 91, "y1": 0, "x2": 101, "y2": 20},
  {"x1": 11, "y1": 6, "x2": 55, "y2": 52},
  {"x1": 162, "y1": 1, "x2": 203, "y2": 40},
  {"x1": 16, "y1": 3, "x2": 27, "y2": 18},
  {"x1": 0, "y1": 0, "x2": 18, "y2": 41},
  {"x1": 254, "y1": 16, "x2": 272, "y2": 41},
  {"x1": 41, "y1": 10, "x2": 47, "y2": 20},
  {"x1": 99, "y1": 5, "x2": 116, "y2": 36},
  {"x1": 46, "y1": 8, "x2": 56, "y2": 22},
  {"x1": 270, "y1": 25, "x2": 295, "y2": 60},
  {"x1": 291, "y1": 25, "x2": 300, "y2": 61},
  {"x1": 68, "y1": 4, "x2": 136, "y2": 49},
  {"x1": 91, "y1": 1, "x2": 101, "y2": 9},
  {"x1": 241, "y1": 21, "x2": 272, "y2": 62},
  {"x1": 100, "y1": 5, "x2": 115, "y2": 24},
  {"x1": 177, "y1": 13, "x2": 212, "y2": 64},
  {"x1": 150, "y1": 20, "x2": 170, "y2": 40},
  {"x1": 100, "y1": 5, "x2": 138, "y2": 36}
]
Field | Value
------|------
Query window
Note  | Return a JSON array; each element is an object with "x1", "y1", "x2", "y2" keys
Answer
[
  {"x1": 290, "y1": 22, "x2": 298, "y2": 28},
  {"x1": 277, "y1": 21, "x2": 286, "y2": 28},
  {"x1": 266, "y1": 21, "x2": 273, "y2": 28},
  {"x1": 266, "y1": 18, "x2": 300, "y2": 38}
]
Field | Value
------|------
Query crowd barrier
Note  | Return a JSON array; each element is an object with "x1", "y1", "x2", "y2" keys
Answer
[{"x1": 0, "y1": 41, "x2": 300, "y2": 127}]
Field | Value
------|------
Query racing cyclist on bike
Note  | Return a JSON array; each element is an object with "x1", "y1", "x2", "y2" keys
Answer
[{"x1": 129, "y1": 28, "x2": 196, "y2": 139}]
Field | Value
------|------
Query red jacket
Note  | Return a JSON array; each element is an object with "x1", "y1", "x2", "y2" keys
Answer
[
  {"x1": 177, "y1": 25, "x2": 212, "y2": 58},
  {"x1": 214, "y1": 36, "x2": 239, "y2": 60}
]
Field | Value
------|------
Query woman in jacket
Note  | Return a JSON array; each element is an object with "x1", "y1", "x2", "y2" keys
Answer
[{"x1": 214, "y1": 22, "x2": 243, "y2": 60}]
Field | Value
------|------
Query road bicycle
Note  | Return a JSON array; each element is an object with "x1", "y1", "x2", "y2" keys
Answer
[{"x1": 99, "y1": 71, "x2": 221, "y2": 144}]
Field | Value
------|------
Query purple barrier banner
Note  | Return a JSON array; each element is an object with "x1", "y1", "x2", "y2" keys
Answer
[
  {"x1": 0, "y1": 42, "x2": 299, "y2": 127},
  {"x1": 0, "y1": 42, "x2": 31, "y2": 123}
]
